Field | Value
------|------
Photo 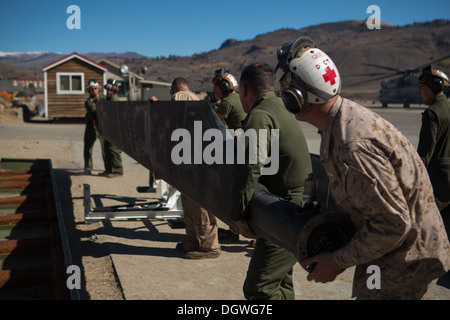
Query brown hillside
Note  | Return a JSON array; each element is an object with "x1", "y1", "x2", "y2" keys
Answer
[
  {"x1": 0, "y1": 61, "x2": 36, "y2": 79},
  {"x1": 110, "y1": 19, "x2": 450, "y2": 100},
  {"x1": 2, "y1": 19, "x2": 449, "y2": 102}
]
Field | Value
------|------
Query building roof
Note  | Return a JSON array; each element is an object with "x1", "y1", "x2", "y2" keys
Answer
[
  {"x1": 42, "y1": 52, "x2": 108, "y2": 72},
  {"x1": 98, "y1": 58, "x2": 171, "y2": 87},
  {"x1": 97, "y1": 58, "x2": 143, "y2": 80}
]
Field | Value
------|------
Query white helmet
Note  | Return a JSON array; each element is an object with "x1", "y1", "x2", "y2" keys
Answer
[
  {"x1": 104, "y1": 79, "x2": 119, "y2": 91},
  {"x1": 87, "y1": 79, "x2": 99, "y2": 89},
  {"x1": 276, "y1": 38, "x2": 341, "y2": 115}
]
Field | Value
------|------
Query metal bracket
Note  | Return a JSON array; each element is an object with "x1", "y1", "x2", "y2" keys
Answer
[{"x1": 83, "y1": 180, "x2": 184, "y2": 222}]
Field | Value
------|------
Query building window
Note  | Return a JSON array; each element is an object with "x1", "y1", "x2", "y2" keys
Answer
[{"x1": 56, "y1": 72, "x2": 85, "y2": 94}]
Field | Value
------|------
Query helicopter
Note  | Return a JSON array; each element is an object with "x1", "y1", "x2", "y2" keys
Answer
[{"x1": 343, "y1": 54, "x2": 450, "y2": 108}]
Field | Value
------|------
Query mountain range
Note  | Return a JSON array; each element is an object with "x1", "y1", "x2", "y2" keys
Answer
[{"x1": 1, "y1": 19, "x2": 449, "y2": 100}]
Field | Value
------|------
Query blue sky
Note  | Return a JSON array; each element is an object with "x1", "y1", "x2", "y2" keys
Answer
[{"x1": 0, "y1": 0, "x2": 449, "y2": 58}]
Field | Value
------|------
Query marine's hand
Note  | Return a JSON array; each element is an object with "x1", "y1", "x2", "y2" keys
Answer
[
  {"x1": 148, "y1": 96, "x2": 158, "y2": 106},
  {"x1": 300, "y1": 252, "x2": 344, "y2": 283}
]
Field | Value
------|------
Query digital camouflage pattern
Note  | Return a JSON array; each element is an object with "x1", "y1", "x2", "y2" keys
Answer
[{"x1": 321, "y1": 96, "x2": 450, "y2": 299}]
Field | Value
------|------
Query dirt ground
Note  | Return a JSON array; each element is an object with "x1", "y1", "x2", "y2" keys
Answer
[{"x1": 1, "y1": 108, "x2": 449, "y2": 301}]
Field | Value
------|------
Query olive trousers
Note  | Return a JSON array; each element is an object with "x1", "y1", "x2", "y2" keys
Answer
[
  {"x1": 244, "y1": 238, "x2": 297, "y2": 300},
  {"x1": 84, "y1": 120, "x2": 104, "y2": 170},
  {"x1": 84, "y1": 120, "x2": 123, "y2": 174}
]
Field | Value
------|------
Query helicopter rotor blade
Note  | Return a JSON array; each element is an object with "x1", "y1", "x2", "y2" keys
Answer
[
  {"x1": 344, "y1": 72, "x2": 402, "y2": 86},
  {"x1": 341, "y1": 72, "x2": 393, "y2": 77},
  {"x1": 363, "y1": 63, "x2": 404, "y2": 73},
  {"x1": 411, "y1": 54, "x2": 450, "y2": 73}
]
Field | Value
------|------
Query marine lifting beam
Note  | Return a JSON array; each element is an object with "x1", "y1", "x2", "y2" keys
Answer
[{"x1": 95, "y1": 99, "x2": 355, "y2": 269}]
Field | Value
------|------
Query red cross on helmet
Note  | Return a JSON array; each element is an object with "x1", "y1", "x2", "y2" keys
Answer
[
  {"x1": 291, "y1": 48, "x2": 340, "y2": 101},
  {"x1": 276, "y1": 38, "x2": 341, "y2": 115}
]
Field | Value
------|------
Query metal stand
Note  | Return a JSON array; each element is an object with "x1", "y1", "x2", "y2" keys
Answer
[{"x1": 83, "y1": 179, "x2": 184, "y2": 223}]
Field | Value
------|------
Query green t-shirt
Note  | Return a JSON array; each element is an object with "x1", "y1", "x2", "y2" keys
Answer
[{"x1": 217, "y1": 92, "x2": 247, "y2": 130}]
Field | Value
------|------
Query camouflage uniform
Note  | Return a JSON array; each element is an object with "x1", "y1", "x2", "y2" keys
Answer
[{"x1": 321, "y1": 96, "x2": 450, "y2": 299}]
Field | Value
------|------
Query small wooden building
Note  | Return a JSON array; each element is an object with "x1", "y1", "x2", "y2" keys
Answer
[{"x1": 42, "y1": 53, "x2": 108, "y2": 118}]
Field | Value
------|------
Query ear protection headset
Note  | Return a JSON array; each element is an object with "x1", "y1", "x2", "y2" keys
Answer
[
  {"x1": 431, "y1": 77, "x2": 445, "y2": 94},
  {"x1": 419, "y1": 65, "x2": 449, "y2": 95},
  {"x1": 280, "y1": 72, "x2": 308, "y2": 114},
  {"x1": 276, "y1": 37, "x2": 317, "y2": 115},
  {"x1": 213, "y1": 68, "x2": 238, "y2": 96},
  {"x1": 217, "y1": 77, "x2": 232, "y2": 95}
]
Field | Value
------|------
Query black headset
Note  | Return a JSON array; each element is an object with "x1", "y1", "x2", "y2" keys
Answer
[
  {"x1": 280, "y1": 73, "x2": 305, "y2": 114},
  {"x1": 276, "y1": 37, "x2": 317, "y2": 115},
  {"x1": 218, "y1": 79, "x2": 232, "y2": 96},
  {"x1": 420, "y1": 65, "x2": 445, "y2": 94},
  {"x1": 214, "y1": 68, "x2": 233, "y2": 96},
  {"x1": 429, "y1": 77, "x2": 445, "y2": 95}
]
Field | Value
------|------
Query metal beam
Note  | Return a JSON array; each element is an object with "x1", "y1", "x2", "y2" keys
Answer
[{"x1": 96, "y1": 100, "x2": 354, "y2": 267}]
